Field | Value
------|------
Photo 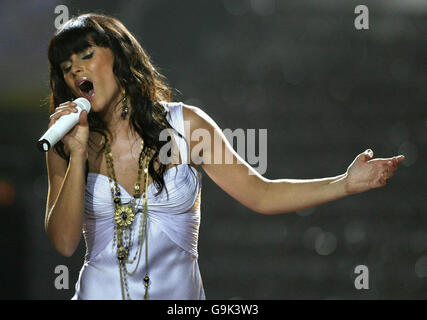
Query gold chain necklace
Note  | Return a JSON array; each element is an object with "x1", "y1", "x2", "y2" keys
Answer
[{"x1": 103, "y1": 135, "x2": 152, "y2": 300}]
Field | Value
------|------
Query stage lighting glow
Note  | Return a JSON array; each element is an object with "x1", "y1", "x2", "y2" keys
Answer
[
  {"x1": 315, "y1": 232, "x2": 337, "y2": 256},
  {"x1": 302, "y1": 226, "x2": 323, "y2": 250},
  {"x1": 344, "y1": 221, "x2": 366, "y2": 244},
  {"x1": 398, "y1": 141, "x2": 418, "y2": 167},
  {"x1": 0, "y1": 181, "x2": 16, "y2": 206}
]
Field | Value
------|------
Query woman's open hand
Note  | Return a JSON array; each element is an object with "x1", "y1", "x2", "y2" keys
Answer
[{"x1": 344, "y1": 149, "x2": 405, "y2": 195}]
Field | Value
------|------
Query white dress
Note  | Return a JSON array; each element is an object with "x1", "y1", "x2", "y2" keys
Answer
[{"x1": 71, "y1": 102, "x2": 205, "y2": 300}]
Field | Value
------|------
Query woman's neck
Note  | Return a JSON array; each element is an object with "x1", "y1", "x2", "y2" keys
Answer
[{"x1": 98, "y1": 93, "x2": 136, "y2": 142}]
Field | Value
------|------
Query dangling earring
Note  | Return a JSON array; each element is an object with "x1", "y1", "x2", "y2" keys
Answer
[{"x1": 121, "y1": 89, "x2": 129, "y2": 120}]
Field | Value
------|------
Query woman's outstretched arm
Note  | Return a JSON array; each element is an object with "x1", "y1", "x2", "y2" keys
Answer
[
  {"x1": 259, "y1": 150, "x2": 404, "y2": 214},
  {"x1": 182, "y1": 104, "x2": 405, "y2": 215}
]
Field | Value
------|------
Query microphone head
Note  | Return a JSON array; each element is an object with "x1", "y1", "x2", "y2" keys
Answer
[
  {"x1": 36, "y1": 139, "x2": 51, "y2": 152},
  {"x1": 74, "y1": 97, "x2": 91, "y2": 113}
]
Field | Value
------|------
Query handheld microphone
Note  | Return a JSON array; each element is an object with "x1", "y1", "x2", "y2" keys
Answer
[{"x1": 36, "y1": 97, "x2": 91, "y2": 152}]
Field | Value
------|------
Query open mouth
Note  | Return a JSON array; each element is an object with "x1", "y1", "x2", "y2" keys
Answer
[{"x1": 78, "y1": 80, "x2": 95, "y2": 102}]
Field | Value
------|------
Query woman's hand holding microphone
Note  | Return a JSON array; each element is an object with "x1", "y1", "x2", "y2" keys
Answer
[{"x1": 43, "y1": 99, "x2": 90, "y2": 156}]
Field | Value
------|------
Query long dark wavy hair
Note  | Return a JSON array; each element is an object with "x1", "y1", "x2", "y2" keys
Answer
[{"x1": 47, "y1": 13, "x2": 193, "y2": 197}]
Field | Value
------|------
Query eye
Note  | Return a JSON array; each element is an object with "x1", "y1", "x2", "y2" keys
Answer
[
  {"x1": 61, "y1": 51, "x2": 93, "y2": 74},
  {"x1": 63, "y1": 65, "x2": 71, "y2": 74},
  {"x1": 83, "y1": 52, "x2": 94, "y2": 59}
]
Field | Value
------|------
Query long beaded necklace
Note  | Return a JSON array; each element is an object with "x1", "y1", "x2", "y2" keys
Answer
[{"x1": 103, "y1": 135, "x2": 152, "y2": 300}]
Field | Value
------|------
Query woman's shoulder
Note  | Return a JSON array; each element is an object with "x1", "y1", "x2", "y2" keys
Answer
[{"x1": 157, "y1": 100, "x2": 212, "y2": 133}]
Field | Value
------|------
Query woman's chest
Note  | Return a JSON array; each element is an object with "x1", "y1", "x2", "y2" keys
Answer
[{"x1": 86, "y1": 133, "x2": 182, "y2": 198}]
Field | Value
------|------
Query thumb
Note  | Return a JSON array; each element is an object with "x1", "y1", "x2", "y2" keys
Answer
[
  {"x1": 362, "y1": 148, "x2": 374, "y2": 161},
  {"x1": 79, "y1": 110, "x2": 88, "y2": 126}
]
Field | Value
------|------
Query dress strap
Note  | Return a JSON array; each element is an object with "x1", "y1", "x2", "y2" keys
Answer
[{"x1": 161, "y1": 101, "x2": 189, "y2": 165}]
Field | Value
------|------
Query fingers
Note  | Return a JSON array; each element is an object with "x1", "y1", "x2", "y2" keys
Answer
[
  {"x1": 79, "y1": 110, "x2": 89, "y2": 126},
  {"x1": 382, "y1": 163, "x2": 395, "y2": 180},
  {"x1": 366, "y1": 152, "x2": 405, "y2": 173},
  {"x1": 49, "y1": 102, "x2": 79, "y2": 126},
  {"x1": 362, "y1": 148, "x2": 405, "y2": 166},
  {"x1": 376, "y1": 154, "x2": 404, "y2": 187},
  {"x1": 357, "y1": 149, "x2": 404, "y2": 190},
  {"x1": 378, "y1": 176, "x2": 387, "y2": 187},
  {"x1": 393, "y1": 155, "x2": 405, "y2": 164},
  {"x1": 375, "y1": 167, "x2": 389, "y2": 187},
  {"x1": 386, "y1": 155, "x2": 405, "y2": 171},
  {"x1": 54, "y1": 101, "x2": 78, "y2": 114},
  {"x1": 381, "y1": 167, "x2": 394, "y2": 180}
]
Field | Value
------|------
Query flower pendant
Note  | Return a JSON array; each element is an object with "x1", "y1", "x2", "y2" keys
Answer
[{"x1": 114, "y1": 205, "x2": 135, "y2": 227}]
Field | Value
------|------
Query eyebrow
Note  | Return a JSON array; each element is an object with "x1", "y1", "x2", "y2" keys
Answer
[{"x1": 60, "y1": 46, "x2": 94, "y2": 66}]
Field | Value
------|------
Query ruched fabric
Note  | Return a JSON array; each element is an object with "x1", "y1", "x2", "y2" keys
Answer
[{"x1": 71, "y1": 102, "x2": 205, "y2": 300}]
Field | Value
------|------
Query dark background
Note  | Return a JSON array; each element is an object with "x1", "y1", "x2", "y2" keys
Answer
[{"x1": 0, "y1": 0, "x2": 425, "y2": 299}]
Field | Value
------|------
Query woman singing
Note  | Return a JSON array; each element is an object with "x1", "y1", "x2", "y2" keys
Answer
[{"x1": 44, "y1": 13, "x2": 405, "y2": 300}]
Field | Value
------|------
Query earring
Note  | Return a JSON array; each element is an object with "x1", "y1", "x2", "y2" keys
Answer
[{"x1": 121, "y1": 89, "x2": 129, "y2": 120}]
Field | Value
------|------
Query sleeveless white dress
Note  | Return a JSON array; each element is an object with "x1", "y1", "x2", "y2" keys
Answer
[{"x1": 71, "y1": 102, "x2": 205, "y2": 300}]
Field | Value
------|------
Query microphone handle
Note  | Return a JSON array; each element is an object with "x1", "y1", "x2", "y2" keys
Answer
[{"x1": 36, "y1": 105, "x2": 83, "y2": 152}]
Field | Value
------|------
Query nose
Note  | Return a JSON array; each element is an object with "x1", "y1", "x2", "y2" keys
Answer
[
  {"x1": 71, "y1": 63, "x2": 84, "y2": 76},
  {"x1": 70, "y1": 59, "x2": 85, "y2": 76}
]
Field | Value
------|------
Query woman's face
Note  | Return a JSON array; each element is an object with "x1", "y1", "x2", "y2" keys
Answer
[{"x1": 60, "y1": 45, "x2": 121, "y2": 115}]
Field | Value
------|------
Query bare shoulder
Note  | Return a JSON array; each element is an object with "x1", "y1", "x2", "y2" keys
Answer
[
  {"x1": 180, "y1": 103, "x2": 221, "y2": 166},
  {"x1": 181, "y1": 103, "x2": 220, "y2": 133},
  {"x1": 182, "y1": 103, "x2": 203, "y2": 125}
]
